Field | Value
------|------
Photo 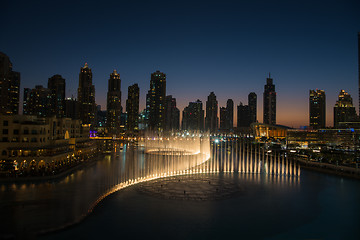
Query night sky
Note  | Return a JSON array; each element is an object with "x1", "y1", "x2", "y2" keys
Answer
[{"x1": 1, "y1": 0, "x2": 359, "y2": 128}]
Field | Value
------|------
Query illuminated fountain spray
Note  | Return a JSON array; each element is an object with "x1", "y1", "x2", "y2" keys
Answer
[
  {"x1": 210, "y1": 134, "x2": 300, "y2": 178},
  {"x1": 88, "y1": 132, "x2": 300, "y2": 214}
]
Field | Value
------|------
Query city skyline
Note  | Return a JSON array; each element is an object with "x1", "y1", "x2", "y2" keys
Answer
[{"x1": 1, "y1": 0, "x2": 360, "y2": 128}]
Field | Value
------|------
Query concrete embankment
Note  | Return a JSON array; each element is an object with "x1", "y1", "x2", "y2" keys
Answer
[{"x1": 294, "y1": 157, "x2": 360, "y2": 180}]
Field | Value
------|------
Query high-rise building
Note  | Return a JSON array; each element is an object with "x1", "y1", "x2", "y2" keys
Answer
[
  {"x1": 48, "y1": 74, "x2": 66, "y2": 118},
  {"x1": 358, "y1": 32, "x2": 360, "y2": 116},
  {"x1": 205, "y1": 92, "x2": 218, "y2": 132},
  {"x1": 164, "y1": 95, "x2": 180, "y2": 131},
  {"x1": 126, "y1": 83, "x2": 140, "y2": 132},
  {"x1": 237, "y1": 102, "x2": 250, "y2": 128},
  {"x1": 23, "y1": 85, "x2": 52, "y2": 117},
  {"x1": 263, "y1": 74, "x2": 276, "y2": 125},
  {"x1": 23, "y1": 88, "x2": 31, "y2": 115},
  {"x1": 309, "y1": 89, "x2": 326, "y2": 129},
  {"x1": 148, "y1": 70, "x2": 166, "y2": 131},
  {"x1": 334, "y1": 90, "x2": 357, "y2": 128},
  {"x1": 78, "y1": 63, "x2": 96, "y2": 126},
  {"x1": 182, "y1": 100, "x2": 204, "y2": 131},
  {"x1": 65, "y1": 97, "x2": 80, "y2": 120},
  {"x1": 219, "y1": 107, "x2": 227, "y2": 130},
  {"x1": 248, "y1": 92, "x2": 257, "y2": 124},
  {"x1": 0, "y1": 52, "x2": 20, "y2": 115},
  {"x1": 106, "y1": 70, "x2": 121, "y2": 135},
  {"x1": 226, "y1": 99, "x2": 234, "y2": 131}
]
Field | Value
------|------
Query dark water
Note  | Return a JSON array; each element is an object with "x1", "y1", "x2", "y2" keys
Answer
[
  {"x1": 1, "y1": 144, "x2": 359, "y2": 239},
  {"x1": 42, "y1": 171, "x2": 360, "y2": 240}
]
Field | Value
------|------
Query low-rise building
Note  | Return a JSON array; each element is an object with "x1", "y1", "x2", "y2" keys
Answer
[{"x1": 0, "y1": 115, "x2": 96, "y2": 173}]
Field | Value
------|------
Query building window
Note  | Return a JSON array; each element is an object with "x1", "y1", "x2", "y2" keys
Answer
[
  {"x1": 2, "y1": 137, "x2": 8, "y2": 142},
  {"x1": 3, "y1": 120, "x2": 8, "y2": 126},
  {"x1": 13, "y1": 129, "x2": 19, "y2": 135},
  {"x1": 3, "y1": 129, "x2": 8, "y2": 134}
]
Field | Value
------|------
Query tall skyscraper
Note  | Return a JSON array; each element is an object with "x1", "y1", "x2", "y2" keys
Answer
[
  {"x1": 219, "y1": 107, "x2": 227, "y2": 130},
  {"x1": 334, "y1": 90, "x2": 357, "y2": 128},
  {"x1": 148, "y1": 70, "x2": 166, "y2": 131},
  {"x1": 126, "y1": 83, "x2": 139, "y2": 132},
  {"x1": 309, "y1": 89, "x2": 326, "y2": 129},
  {"x1": 78, "y1": 63, "x2": 96, "y2": 126},
  {"x1": 358, "y1": 32, "x2": 360, "y2": 116},
  {"x1": 23, "y1": 88, "x2": 31, "y2": 115},
  {"x1": 23, "y1": 85, "x2": 52, "y2": 117},
  {"x1": 164, "y1": 95, "x2": 180, "y2": 131},
  {"x1": 263, "y1": 74, "x2": 276, "y2": 125},
  {"x1": 182, "y1": 100, "x2": 204, "y2": 131},
  {"x1": 237, "y1": 102, "x2": 250, "y2": 128},
  {"x1": 48, "y1": 74, "x2": 66, "y2": 118},
  {"x1": 226, "y1": 99, "x2": 234, "y2": 131},
  {"x1": 65, "y1": 97, "x2": 80, "y2": 120},
  {"x1": 106, "y1": 70, "x2": 122, "y2": 135},
  {"x1": 205, "y1": 92, "x2": 218, "y2": 132},
  {"x1": 248, "y1": 92, "x2": 257, "y2": 124},
  {"x1": 0, "y1": 52, "x2": 20, "y2": 115}
]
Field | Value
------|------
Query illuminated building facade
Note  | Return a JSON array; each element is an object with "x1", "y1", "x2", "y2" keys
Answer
[
  {"x1": 164, "y1": 95, "x2": 180, "y2": 131},
  {"x1": 126, "y1": 83, "x2": 139, "y2": 132},
  {"x1": 0, "y1": 52, "x2": 20, "y2": 115},
  {"x1": 205, "y1": 92, "x2": 218, "y2": 132},
  {"x1": 263, "y1": 75, "x2": 276, "y2": 125},
  {"x1": 78, "y1": 63, "x2": 96, "y2": 126},
  {"x1": 334, "y1": 90, "x2": 357, "y2": 128},
  {"x1": 106, "y1": 70, "x2": 121, "y2": 135},
  {"x1": 182, "y1": 100, "x2": 204, "y2": 131},
  {"x1": 0, "y1": 115, "x2": 94, "y2": 171},
  {"x1": 48, "y1": 74, "x2": 66, "y2": 118},
  {"x1": 23, "y1": 85, "x2": 52, "y2": 118},
  {"x1": 148, "y1": 71, "x2": 166, "y2": 131},
  {"x1": 309, "y1": 89, "x2": 326, "y2": 129}
]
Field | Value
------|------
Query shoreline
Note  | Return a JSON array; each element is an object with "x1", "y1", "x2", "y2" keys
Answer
[
  {"x1": 294, "y1": 157, "x2": 360, "y2": 180},
  {"x1": 0, "y1": 153, "x2": 106, "y2": 183}
]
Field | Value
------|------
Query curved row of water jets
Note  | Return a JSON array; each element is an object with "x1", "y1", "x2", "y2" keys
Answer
[{"x1": 86, "y1": 135, "x2": 300, "y2": 215}]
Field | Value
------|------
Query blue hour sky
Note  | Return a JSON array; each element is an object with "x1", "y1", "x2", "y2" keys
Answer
[{"x1": 1, "y1": 0, "x2": 359, "y2": 127}]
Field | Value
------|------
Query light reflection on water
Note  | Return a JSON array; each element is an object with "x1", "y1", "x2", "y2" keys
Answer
[{"x1": 0, "y1": 139, "x2": 327, "y2": 238}]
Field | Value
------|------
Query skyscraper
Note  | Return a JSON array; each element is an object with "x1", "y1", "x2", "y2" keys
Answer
[
  {"x1": 48, "y1": 74, "x2": 66, "y2": 118},
  {"x1": 248, "y1": 92, "x2": 257, "y2": 124},
  {"x1": 237, "y1": 102, "x2": 250, "y2": 128},
  {"x1": 263, "y1": 74, "x2": 276, "y2": 125},
  {"x1": 148, "y1": 70, "x2": 166, "y2": 131},
  {"x1": 78, "y1": 63, "x2": 96, "y2": 126},
  {"x1": 126, "y1": 83, "x2": 139, "y2": 132},
  {"x1": 164, "y1": 95, "x2": 180, "y2": 131},
  {"x1": 205, "y1": 92, "x2": 218, "y2": 132},
  {"x1": 0, "y1": 52, "x2": 20, "y2": 115},
  {"x1": 226, "y1": 99, "x2": 234, "y2": 131},
  {"x1": 106, "y1": 70, "x2": 122, "y2": 135},
  {"x1": 23, "y1": 85, "x2": 52, "y2": 117},
  {"x1": 182, "y1": 100, "x2": 204, "y2": 131},
  {"x1": 309, "y1": 89, "x2": 326, "y2": 129},
  {"x1": 334, "y1": 90, "x2": 357, "y2": 128},
  {"x1": 219, "y1": 107, "x2": 227, "y2": 130},
  {"x1": 358, "y1": 32, "x2": 360, "y2": 116}
]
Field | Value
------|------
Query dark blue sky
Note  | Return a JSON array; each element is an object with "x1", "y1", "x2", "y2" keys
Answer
[{"x1": 1, "y1": 0, "x2": 359, "y2": 127}]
